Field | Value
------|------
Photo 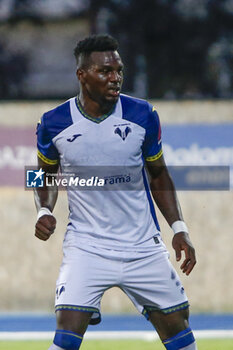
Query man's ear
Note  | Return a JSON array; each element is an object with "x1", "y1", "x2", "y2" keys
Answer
[{"x1": 76, "y1": 68, "x2": 86, "y2": 83}]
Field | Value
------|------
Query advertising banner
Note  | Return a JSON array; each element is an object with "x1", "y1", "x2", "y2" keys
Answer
[{"x1": 0, "y1": 124, "x2": 232, "y2": 189}]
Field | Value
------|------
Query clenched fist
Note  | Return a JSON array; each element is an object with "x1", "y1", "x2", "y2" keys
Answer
[{"x1": 35, "y1": 214, "x2": 56, "y2": 241}]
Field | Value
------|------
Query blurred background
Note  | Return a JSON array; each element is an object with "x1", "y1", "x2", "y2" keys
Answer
[
  {"x1": 1, "y1": 0, "x2": 233, "y2": 100},
  {"x1": 0, "y1": 0, "x2": 233, "y2": 319}
]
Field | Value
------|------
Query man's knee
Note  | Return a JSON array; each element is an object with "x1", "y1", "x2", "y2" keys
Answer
[
  {"x1": 49, "y1": 309, "x2": 93, "y2": 350},
  {"x1": 162, "y1": 327, "x2": 197, "y2": 349},
  {"x1": 149, "y1": 308, "x2": 197, "y2": 349},
  {"x1": 53, "y1": 329, "x2": 83, "y2": 350}
]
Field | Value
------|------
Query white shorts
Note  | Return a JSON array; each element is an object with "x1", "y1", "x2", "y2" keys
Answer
[{"x1": 55, "y1": 242, "x2": 189, "y2": 325}]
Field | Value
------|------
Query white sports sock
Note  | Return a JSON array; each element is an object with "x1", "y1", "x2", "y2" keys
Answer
[
  {"x1": 48, "y1": 344, "x2": 64, "y2": 350},
  {"x1": 180, "y1": 341, "x2": 198, "y2": 349}
]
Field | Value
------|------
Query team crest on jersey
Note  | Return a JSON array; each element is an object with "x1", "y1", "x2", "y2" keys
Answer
[{"x1": 114, "y1": 126, "x2": 132, "y2": 141}]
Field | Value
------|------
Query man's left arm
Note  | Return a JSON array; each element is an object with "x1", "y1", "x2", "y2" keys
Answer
[{"x1": 146, "y1": 155, "x2": 196, "y2": 275}]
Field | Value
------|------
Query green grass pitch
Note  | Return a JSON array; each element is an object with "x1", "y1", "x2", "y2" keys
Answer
[{"x1": 0, "y1": 339, "x2": 233, "y2": 350}]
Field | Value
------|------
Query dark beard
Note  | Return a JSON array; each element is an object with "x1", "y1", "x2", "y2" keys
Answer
[{"x1": 100, "y1": 98, "x2": 118, "y2": 114}]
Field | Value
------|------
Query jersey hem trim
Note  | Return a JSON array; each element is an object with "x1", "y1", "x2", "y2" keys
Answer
[
  {"x1": 64, "y1": 231, "x2": 162, "y2": 253},
  {"x1": 55, "y1": 304, "x2": 101, "y2": 325},
  {"x1": 142, "y1": 301, "x2": 189, "y2": 319},
  {"x1": 37, "y1": 150, "x2": 59, "y2": 165},
  {"x1": 146, "y1": 149, "x2": 163, "y2": 162}
]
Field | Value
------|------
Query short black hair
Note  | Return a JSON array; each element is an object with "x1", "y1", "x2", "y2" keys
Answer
[{"x1": 74, "y1": 34, "x2": 119, "y2": 65}]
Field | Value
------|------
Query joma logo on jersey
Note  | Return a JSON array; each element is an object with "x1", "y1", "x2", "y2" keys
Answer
[
  {"x1": 67, "y1": 134, "x2": 82, "y2": 142},
  {"x1": 114, "y1": 126, "x2": 132, "y2": 141}
]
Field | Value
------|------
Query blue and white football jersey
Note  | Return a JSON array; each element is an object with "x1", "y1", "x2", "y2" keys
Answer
[{"x1": 37, "y1": 94, "x2": 164, "y2": 251}]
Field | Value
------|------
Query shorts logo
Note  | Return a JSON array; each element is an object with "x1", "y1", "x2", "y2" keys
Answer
[
  {"x1": 171, "y1": 270, "x2": 176, "y2": 280},
  {"x1": 56, "y1": 285, "x2": 65, "y2": 299},
  {"x1": 26, "y1": 168, "x2": 45, "y2": 187},
  {"x1": 67, "y1": 134, "x2": 82, "y2": 142},
  {"x1": 114, "y1": 126, "x2": 131, "y2": 141}
]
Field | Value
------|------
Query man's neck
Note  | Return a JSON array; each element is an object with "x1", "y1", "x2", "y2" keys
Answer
[{"x1": 78, "y1": 94, "x2": 116, "y2": 118}]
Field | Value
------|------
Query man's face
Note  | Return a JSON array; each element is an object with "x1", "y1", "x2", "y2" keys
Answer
[{"x1": 78, "y1": 51, "x2": 124, "y2": 105}]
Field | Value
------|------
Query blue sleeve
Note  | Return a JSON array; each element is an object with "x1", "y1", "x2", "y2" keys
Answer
[
  {"x1": 36, "y1": 114, "x2": 59, "y2": 165},
  {"x1": 142, "y1": 105, "x2": 163, "y2": 162}
]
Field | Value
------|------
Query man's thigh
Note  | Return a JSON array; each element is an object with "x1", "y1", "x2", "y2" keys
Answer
[
  {"x1": 56, "y1": 310, "x2": 93, "y2": 335},
  {"x1": 149, "y1": 308, "x2": 190, "y2": 341}
]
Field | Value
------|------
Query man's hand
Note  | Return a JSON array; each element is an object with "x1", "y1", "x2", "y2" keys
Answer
[
  {"x1": 172, "y1": 232, "x2": 196, "y2": 275},
  {"x1": 35, "y1": 215, "x2": 56, "y2": 241}
]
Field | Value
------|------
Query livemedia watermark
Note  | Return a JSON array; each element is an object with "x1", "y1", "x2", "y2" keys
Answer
[
  {"x1": 26, "y1": 168, "x2": 105, "y2": 189},
  {"x1": 25, "y1": 165, "x2": 230, "y2": 191}
]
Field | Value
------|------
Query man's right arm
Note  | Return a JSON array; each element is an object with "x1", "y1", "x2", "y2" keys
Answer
[{"x1": 34, "y1": 157, "x2": 59, "y2": 241}]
